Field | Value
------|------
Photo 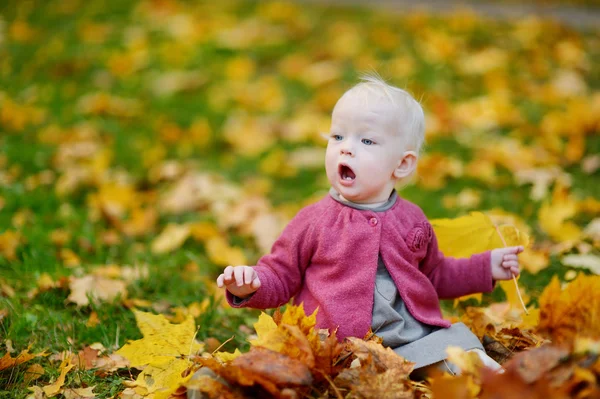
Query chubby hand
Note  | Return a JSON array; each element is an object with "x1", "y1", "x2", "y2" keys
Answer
[
  {"x1": 491, "y1": 246, "x2": 524, "y2": 280},
  {"x1": 216, "y1": 265, "x2": 261, "y2": 298}
]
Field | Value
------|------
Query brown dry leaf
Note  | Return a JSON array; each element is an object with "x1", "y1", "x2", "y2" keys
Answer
[
  {"x1": 93, "y1": 353, "x2": 130, "y2": 376},
  {"x1": 0, "y1": 347, "x2": 46, "y2": 371},
  {"x1": 42, "y1": 357, "x2": 75, "y2": 397},
  {"x1": 536, "y1": 275, "x2": 600, "y2": 345},
  {"x1": 199, "y1": 348, "x2": 312, "y2": 397},
  {"x1": 23, "y1": 363, "x2": 45, "y2": 384},
  {"x1": 346, "y1": 337, "x2": 414, "y2": 373},
  {"x1": 334, "y1": 337, "x2": 414, "y2": 399},
  {"x1": 479, "y1": 366, "x2": 569, "y2": 399},
  {"x1": 67, "y1": 275, "x2": 127, "y2": 306}
]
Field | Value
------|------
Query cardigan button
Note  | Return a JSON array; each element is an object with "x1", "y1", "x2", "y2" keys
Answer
[{"x1": 369, "y1": 217, "x2": 378, "y2": 226}]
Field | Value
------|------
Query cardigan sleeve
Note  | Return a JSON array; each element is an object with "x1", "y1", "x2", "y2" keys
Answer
[
  {"x1": 419, "y1": 222, "x2": 494, "y2": 299},
  {"x1": 226, "y1": 205, "x2": 316, "y2": 309}
]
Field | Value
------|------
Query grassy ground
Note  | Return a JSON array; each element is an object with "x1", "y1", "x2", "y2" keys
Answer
[{"x1": 0, "y1": 0, "x2": 598, "y2": 397}]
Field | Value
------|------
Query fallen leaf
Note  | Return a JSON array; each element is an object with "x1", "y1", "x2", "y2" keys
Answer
[
  {"x1": 116, "y1": 310, "x2": 204, "y2": 398},
  {"x1": 0, "y1": 230, "x2": 21, "y2": 260},
  {"x1": 23, "y1": 363, "x2": 45, "y2": 384},
  {"x1": 0, "y1": 347, "x2": 46, "y2": 371},
  {"x1": 63, "y1": 386, "x2": 96, "y2": 399},
  {"x1": 150, "y1": 223, "x2": 191, "y2": 254},
  {"x1": 205, "y1": 236, "x2": 247, "y2": 267},
  {"x1": 536, "y1": 275, "x2": 600, "y2": 344},
  {"x1": 561, "y1": 254, "x2": 600, "y2": 275},
  {"x1": 67, "y1": 275, "x2": 127, "y2": 306},
  {"x1": 538, "y1": 185, "x2": 582, "y2": 242},
  {"x1": 43, "y1": 357, "x2": 75, "y2": 397}
]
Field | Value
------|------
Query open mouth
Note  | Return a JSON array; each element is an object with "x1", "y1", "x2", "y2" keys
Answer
[{"x1": 338, "y1": 164, "x2": 356, "y2": 181}]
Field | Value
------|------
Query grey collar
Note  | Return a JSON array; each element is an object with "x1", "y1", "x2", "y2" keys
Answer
[{"x1": 329, "y1": 187, "x2": 398, "y2": 212}]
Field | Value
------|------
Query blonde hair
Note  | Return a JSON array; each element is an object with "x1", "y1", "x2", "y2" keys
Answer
[{"x1": 340, "y1": 73, "x2": 425, "y2": 155}]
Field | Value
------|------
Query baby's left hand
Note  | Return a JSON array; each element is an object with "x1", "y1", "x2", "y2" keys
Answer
[{"x1": 491, "y1": 246, "x2": 524, "y2": 280}]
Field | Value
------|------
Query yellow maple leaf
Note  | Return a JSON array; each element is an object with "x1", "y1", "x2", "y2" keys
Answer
[
  {"x1": 150, "y1": 223, "x2": 191, "y2": 254},
  {"x1": 249, "y1": 305, "x2": 320, "y2": 368},
  {"x1": 214, "y1": 348, "x2": 242, "y2": 363},
  {"x1": 431, "y1": 212, "x2": 529, "y2": 308},
  {"x1": 205, "y1": 236, "x2": 247, "y2": 266},
  {"x1": 249, "y1": 312, "x2": 281, "y2": 351},
  {"x1": 538, "y1": 184, "x2": 582, "y2": 242},
  {"x1": 116, "y1": 310, "x2": 204, "y2": 398},
  {"x1": 42, "y1": 357, "x2": 75, "y2": 397},
  {"x1": 536, "y1": 274, "x2": 600, "y2": 345}
]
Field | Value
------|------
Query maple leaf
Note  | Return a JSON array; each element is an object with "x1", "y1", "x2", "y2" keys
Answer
[
  {"x1": 431, "y1": 211, "x2": 529, "y2": 309},
  {"x1": 536, "y1": 275, "x2": 600, "y2": 345},
  {"x1": 150, "y1": 223, "x2": 191, "y2": 254},
  {"x1": 249, "y1": 304, "x2": 338, "y2": 372},
  {"x1": 0, "y1": 346, "x2": 47, "y2": 371},
  {"x1": 538, "y1": 184, "x2": 582, "y2": 242},
  {"x1": 198, "y1": 348, "x2": 313, "y2": 397},
  {"x1": 67, "y1": 275, "x2": 127, "y2": 306},
  {"x1": 334, "y1": 337, "x2": 415, "y2": 399},
  {"x1": 42, "y1": 356, "x2": 75, "y2": 397},
  {"x1": 116, "y1": 310, "x2": 204, "y2": 399},
  {"x1": 23, "y1": 363, "x2": 45, "y2": 384}
]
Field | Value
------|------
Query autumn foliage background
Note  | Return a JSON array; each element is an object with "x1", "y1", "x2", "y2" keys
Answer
[{"x1": 0, "y1": 0, "x2": 599, "y2": 398}]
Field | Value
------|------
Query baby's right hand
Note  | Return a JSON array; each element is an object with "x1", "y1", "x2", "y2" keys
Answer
[{"x1": 216, "y1": 265, "x2": 261, "y2": 299}]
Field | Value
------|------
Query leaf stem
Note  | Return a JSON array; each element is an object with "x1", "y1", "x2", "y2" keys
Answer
[{"x1": 493, "y1": 223, "x2": 529, "y2": 315}]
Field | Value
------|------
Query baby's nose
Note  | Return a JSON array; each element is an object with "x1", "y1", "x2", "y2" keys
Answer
[{"x1": 340, "y1": 145, "x2": 354, "y2": 156}]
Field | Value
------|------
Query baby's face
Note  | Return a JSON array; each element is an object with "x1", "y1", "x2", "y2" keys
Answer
[{"x1": 325, "y1": 93, "x2": 406, "y2": 204}]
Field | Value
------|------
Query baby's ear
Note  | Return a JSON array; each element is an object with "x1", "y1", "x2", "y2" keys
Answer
[{"x1": 393, "y1": 151, "x2": 418, "y2": 179}]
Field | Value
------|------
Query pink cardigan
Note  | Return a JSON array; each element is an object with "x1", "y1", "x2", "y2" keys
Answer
[{"x1": 227, "y1": 193, "x2": 493, "y2": 340}]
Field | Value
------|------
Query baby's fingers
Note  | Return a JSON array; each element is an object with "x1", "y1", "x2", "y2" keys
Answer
[
  {"x1": 234, "y1": 267, "x2": 248, "y2": 287},
  {"x1": 251, "y1": 276, "x2": 261, "y2": 289},
  {"x1": 244, "y1": 267, "x2": 255, "y2": 285},
  {"x1": 502, "y1": 260, "x2": 519, "y2": 269},
  {"x1": 221, "y1": 266, "x2": 235, "y2": 284}
]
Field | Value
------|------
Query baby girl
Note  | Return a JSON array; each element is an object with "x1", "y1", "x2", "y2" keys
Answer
[{"x1": 216, "y1": 75, "x2": 522, "y2": 375}]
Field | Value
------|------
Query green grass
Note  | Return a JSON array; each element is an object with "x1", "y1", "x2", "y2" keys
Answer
[{"x1": 0, "y1": 0, "x2": 598, "y2": 397}]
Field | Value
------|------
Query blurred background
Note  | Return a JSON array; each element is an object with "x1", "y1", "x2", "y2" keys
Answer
[{"x1": 0, "y1": 0, "x2": 598, "y2": 395}]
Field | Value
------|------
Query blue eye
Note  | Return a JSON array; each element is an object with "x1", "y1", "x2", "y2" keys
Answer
[
  {"x1": 362, "y1": 139, "x2": 374, "y2": 145},
  {"x1": 332, "y1": 134, "x2": 343, "y2": 141}
]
